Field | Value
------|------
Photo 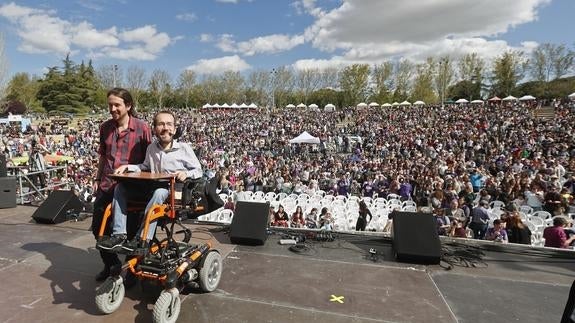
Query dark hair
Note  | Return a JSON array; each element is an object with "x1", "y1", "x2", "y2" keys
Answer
[
  {"x1": 153, "y1": 110, "x2": 176, "y2": 127},
  {"x1": 107, "y1": 87, "x2": 136, "y2": 116},
  {"x1": 493, "y1": 219, "x2": 502, "y2": 225},
  {"x1": 553, "y1": 217, "x2": 568, "y2": 226}
]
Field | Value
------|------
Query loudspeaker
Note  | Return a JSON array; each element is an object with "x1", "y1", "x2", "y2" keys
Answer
[
  {"x1": 32, "y1": 190, "x2": 83, "y2": 224},
  {"x1": 229, "y1": 201, "x2": 270, "y2": 245},
  {"x1": 392, "y1": 211, "x2": 441, "y2": 264},
  {"x1": 0, "y1": 154, "x2": 7, "y2": 177},
  {"x1": 0, "y1": 177, "x2": 17, "y2": 208}
]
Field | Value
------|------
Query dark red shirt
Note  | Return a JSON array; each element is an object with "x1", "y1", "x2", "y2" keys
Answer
[
  {"x1": 543, "y1": 225, "x2": 567, "y2": 248},
  {"x1": 98, "y1": 116, "x2": 151, "y2": 193}
]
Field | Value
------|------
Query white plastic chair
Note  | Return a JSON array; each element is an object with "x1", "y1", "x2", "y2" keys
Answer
[
  {"x1": 276, "y1": 192, "x2": 288, "y2": 202},
  {"x1": 387, "y1": 193, "x2": 400, "y2": 200},
  {"x1": 401, "y1": 200, "x2": 417, "y2": 208},
  {"x1": 402, "y1": 205, "x2": 417, "y2": 212},
  {"x1": 264, "y1": 192, "x2": 277, "y2": 202},
  {"x1": 252, "y1": 191, "x2": 265, "y2": 201},
  {"x1": 489, "y1": 200, "x2": 506, "y2": 210},
  {"x1": 216, "y1": 209, "x2": 234, "y2": 224},
  {"x1": 531, "y1": 210, "x2": 552, "y2": 221},
  {"x1": 519, "y1": 205, "x2": 533, "y2": 215}
]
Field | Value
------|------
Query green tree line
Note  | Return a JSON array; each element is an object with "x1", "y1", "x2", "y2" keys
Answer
[{"x1": 3, "y1": 43, "x2": 575, "y2": 114}]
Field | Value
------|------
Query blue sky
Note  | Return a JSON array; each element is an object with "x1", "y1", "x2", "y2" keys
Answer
[{"x1": 0, "y1": 0, "x2": 573, "y2": 81}]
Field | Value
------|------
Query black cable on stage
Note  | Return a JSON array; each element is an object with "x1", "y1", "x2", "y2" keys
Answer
[{"x1": 440, "y1": 242, "x2": 488, "y2": 270}]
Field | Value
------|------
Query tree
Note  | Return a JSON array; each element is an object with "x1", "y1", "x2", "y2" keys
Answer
[
  {"x1": 0, "y1": 32, "x2": 7, "y2": 98},
  {"x1": 125, "y1": 65, "x2": 147, "y2": 110},
  {"x1": 490, "y1": 51, "x2": 527, "y2": 97},
  {"x1": 148, "y1": 69, "x2": 172, "y2": 109},
  {"x1": 5, "y1": 72, "x2": 43, "y2": 112},
  {"x1": 392, "y1": 59, "x2": 413, "y2": 102},
  {"x1": 457, "y1": 53, "x2": 484, "y2": 100},
  {"x1": 177, "y1": 70, "x2": 197, "y2": 109},
  {"x1": 530, "y1": 43, "x2": 575, "y2": 82},
  {"x1": 271, "y1": 66, "x2": 295, "y2": 109},
  {"x1": 411, "y1": 58, "x2": 437, "y2": 104},
  {"x1": 220, "y1": 71, "x2": 244, "y2": 104},
  {"x1": 434, "y1": 56, "x2": 455, "y2": 105},
  {"x1": 295, "y1": 68, "x2": 321, "y2": 105},
  {"x1": 97, "y1": 64, "x2": 122, "y2": 89},
  {"x1": 371, "y1": 62, "x2": 394, "y2": 103},
  {"x1": 339, "y1": 64, "x2": 369, "y2": 106},
  {"x1": 245, "y1": 70, "x2": 270, "y2": 106}
]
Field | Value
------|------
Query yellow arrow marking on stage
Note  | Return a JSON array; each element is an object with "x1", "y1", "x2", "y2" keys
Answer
[{"x1": 330, "y1": 295, "x2": 345, "y2": 304}]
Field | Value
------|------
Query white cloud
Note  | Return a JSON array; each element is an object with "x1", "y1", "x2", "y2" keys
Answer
[
  {"x1": 0, "y1": 2, "x2": 173, "y2": 60},
  {"x1": 292, "y1": 0, "x2": 324, "y2": 17},
  {"x1": 176, "y1": 12, "x2": 197, "y2": 22},
  {"x1": 185, "y1": 55, "x2": 250, "y2": 74},
  {"x1": 216, "y1": 33, "x2": 305, "y2": 56},
  {"x1": 289, "y1": 0, "x2": 551, "y2": 69},
  {"x1": 200, "y1": 33, "x2": 214, "y2": 42}
]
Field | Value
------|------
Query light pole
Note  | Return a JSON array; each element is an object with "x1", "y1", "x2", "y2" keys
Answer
[
  {"x1": 113, "y1": 64, "x2": 118, "y2": 87},
  {"x1": 270, "y1": 68, "x2": 277, "y2": 110}
]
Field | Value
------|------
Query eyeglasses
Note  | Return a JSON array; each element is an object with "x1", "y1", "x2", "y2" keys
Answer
[{"x1": 155, "y1": 122, "x2": 174, "y2": 127}]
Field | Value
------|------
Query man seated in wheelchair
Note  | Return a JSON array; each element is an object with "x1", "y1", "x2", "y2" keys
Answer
[{"x1": 97, "y1": 110, "x2": 220, "y2": 253}]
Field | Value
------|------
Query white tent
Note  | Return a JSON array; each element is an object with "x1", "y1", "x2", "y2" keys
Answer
[
  {"x1": 399, "y1": 100, "x2": 411, "y2": 106},
  {"x1": 471, "y1": 99, "x2": 484, "y2": 104},
  {"x1": 286, "y1": 104, "x2": 296, "y2": 108},
  {"x1": 381, "y1": 103, "x2": 392, "y2": 107},
  {"x1": 213, "y1": 103, "x2": 221, "y2": 108},
  {"x1": 502, "y1": 95, "x2": 517, "y2": 101},
  {"x1": 368, "y1": 102, "x2": 380, "y2": 107},
  {"x1": 324, "y1": 103, "x2": 336, "y2": 111},
  {"x1": 519, "y1": 95, "x2": 536, "y2": 101},
  {"x1": 296, "y1": 103, "x2": 307, "y2": 108},
  {"x1": 230, "y1": 103, "x2": 239, "y2": 109},
  {"x1": 391, "y1": 102, "x2": 400, "y2": 107},
  {"x1": 221, "y1": 103, "x2": 230, "y2": 108},
  {"x1": 413, "y1": 100, "x2": 425, "y2": 106},
  {"x1": 240, "y1": 103, "x2": 249, "y2": 108},
  {"x1": 308, "y1": 103, "x2": 319, "y2": 109},
  {"x1": 248, "y1": 103, "x2": 257, "y2": 109},
  {"x1": 455, "y1": 98, "x2": 469, "y2": 104},
  {"x1": 202, "y1": 103, "x2": 212, "y2": 109},
  {"x1": 569, "y1": 92, "x2": 575, "y2": 99},
  {"x1": 357, "y1": 102, "x2": 368, "y2": 108},
  {"x1": 289, "y1": 131, "x2": 320, "y2": 144}
]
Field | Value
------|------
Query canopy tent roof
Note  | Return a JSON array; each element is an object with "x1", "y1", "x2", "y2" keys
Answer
[
  {"x1": 230, "y1": 103, "x2": 239, "y2": 108},
  {"x1": 368, "y1": 102, "x2": 380, "y2": 107},
  {"x1": 399, "y1": 100, "x2": 411, "y2": 106},
  {"x1": 356, "y1": 102, "x2": 368, "y2": 108},
  {"x1": 289, "y1": 131, "x2": 320, "y2": 144},
  {"x1": 248, "y1": 103, "x2": 258, "y2": 108},
  {"x1": 240, "y1": 103, "x2": 249, "y2": 108},
  {"x1": 519, "y1": 95, "x2": 536, "y2": 101},
  {"x1": 413, "y1": 100, "x2": 425, "y2": 106},
  {"x1": 568, "y1": 92, "x2": 575, "y2": 98},
  {"x1": 308, "y1": 103, "x2": 319, "y2": 108},
  {"x1": 381, "y1": 103, "x2": 392, "y2": 107},
  {"x1": 285, "y1": 104, "x2": 296, "y2": 108},
  {"x1": 324, "y1": 103, "x2": 336, "y2": 111},
  {"x1": 296, "y1": 103, "x2": 307, "y2": 108},
  {"x1": 391, "y1": 102, "x2": 400, "y2": 106},
  {"x1": 221, "y1": 103, "x2": 230, "y2": 108},
  {"x1": 488, "y1": 96, "x2": 501, "y2": 101},
  {"x1": 471, "y1": 99, "x2": 484, "y2": 104},
  {"x1": 502, "y1": 95, "x2": 517, "y2": 101},
  {"x1": 455, "y1": 98, "x2": 469, "y2": 104}
]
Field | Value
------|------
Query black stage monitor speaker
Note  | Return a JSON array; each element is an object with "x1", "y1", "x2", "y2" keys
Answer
[
  {"x1": 0, "y1": 154, "x2": 7, "y2": 177},
  {"x1": 230, "y1": 201, "x2": 270, "y2": 245},
  {"x1": 392, "y1": 211, "x2": 441, "y2": 265},
  {"x1": 32, "y1": 190, "x2": 83, "y2": 224},
  {"x1": 562, "y1": 279, "x2": 575, "y2": 323},
  {"x1": 0, "y1": 177, "x2": 17, "y2": 209}
]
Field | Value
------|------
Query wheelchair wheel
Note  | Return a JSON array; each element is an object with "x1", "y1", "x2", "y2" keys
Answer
[
  {"x1": 95, "y1": 276, "x2": 125, "y2": 314},
  {"x1": 153, "y1": 288, "x2": 181, "y2": 323},
  {"x1": 198, "y1": 251, "x2": 222, "y2": 292}
]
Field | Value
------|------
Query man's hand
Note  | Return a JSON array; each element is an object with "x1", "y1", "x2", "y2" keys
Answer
[
  {"x1": 175, "y1": 171, "x2": 188, "y2": 182},
  {"x1": 92, "y1": 180, "x2": 99, "y2": 194},
  {"x1": 113, "y1": 165, "x2": 130, "y2": 174}
]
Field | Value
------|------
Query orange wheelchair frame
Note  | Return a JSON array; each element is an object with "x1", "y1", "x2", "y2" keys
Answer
[{"x1": 94, "y1": 172, "x2": 222, "y2": 323}]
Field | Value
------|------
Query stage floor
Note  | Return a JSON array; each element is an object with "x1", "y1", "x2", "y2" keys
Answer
[{"x1": 0, "y1": 205, "x2": 573, "y2": 323}]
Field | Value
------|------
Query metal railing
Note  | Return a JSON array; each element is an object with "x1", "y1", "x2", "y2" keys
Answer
[{"x1": 7, "y1": 166, "x2": 71, "y2": 204}]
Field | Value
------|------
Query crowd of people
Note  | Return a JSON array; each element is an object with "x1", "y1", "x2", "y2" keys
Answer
[{"x1": 2, "y1": 96, "x2": 575, "y2": 249}]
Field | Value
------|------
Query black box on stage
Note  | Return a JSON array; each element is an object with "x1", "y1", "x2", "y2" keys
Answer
[
  {"x1": 32, "y1": 190, "x2": 83, "y2": 224},
  {"x1": 0, "y1": 154, "x2": 7, "y2": 177},
  {"x1": 392, "y1": 211, "x2": 441, "y2": 265},
  {"x1": 0, "y1": 177, "x2": 17, "y2": 209},
  {"x1": 229, "y1": 201, "x2": 270, "y2": 245}
]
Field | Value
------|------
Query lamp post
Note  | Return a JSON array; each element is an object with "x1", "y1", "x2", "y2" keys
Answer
[
  {"x1": 270, "y1": 68, "x2": 277, "y2": 110},
  {"x1": 113, "y1": 64, "x2": 118, "y2": 87}
]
